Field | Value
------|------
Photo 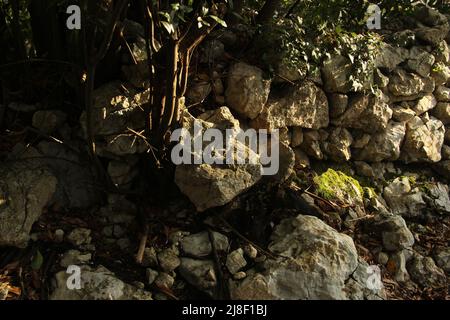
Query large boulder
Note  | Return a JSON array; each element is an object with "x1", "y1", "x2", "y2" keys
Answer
[
  {"x1": 353, "y1": 121, "x2": 406, "y2": 162},
  {"x1": 225, "y1": 62, "x2": 271, "y2": 119},
  {"x1": 174, "y1": 108, "x2": 262, "y2": 212},
  {"x1": 230, "y1": 215, "x2": 381, "y2": 300},
  {"x1": 251, "y1": 81, "x2": 329, "y2": 130},
  {"x1": 400, "y1": 116, "x2": 444, "y2": 163},
  {"x1": 50, "y1": 265, "x2": 152, "y2": 300},
  {"x1": 0, "y1": 161, "x2": 57, "y2": 248}
]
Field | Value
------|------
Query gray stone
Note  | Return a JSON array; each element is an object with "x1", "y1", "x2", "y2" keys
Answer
[
  {"x1": 332, "y1": 91, "x2": 392, "y2": 133},
  {"x1": 434, "y1": 86, "x2": 450, "y2": 102},
  {"x1": 388, "y1": 251, "x2": 409, "y2": 283},
  {"x1": 322, "y1": 127, "x2": 353, "y2": 162},
  {"x1": 187, "y1": 81, "x2": 212, "y2": 104},
  {"x1": 375, "y1": 215, "x2": 415, "y2": 251},
  {"x1": 0, "y1": 162, "x2": 57, "y2": 247},
  {"x1": 400, "y1": 116, "x2": 444, "y2": 163},
  {"x1": 431, "y1": 62, "x2": 450, "y2": 86},
  {"x1": 412, "y1": 94, "x2": 437, "y2": 115},
  {"x1": 225, "y1": 62, "x2": 271, "y2": 119},
  {"x1": 375, "y1": 44, "x2": 409, "y2": 71},
  {"x1": 251, "y1": 81, "x2": 329, "y2": 130},
  {"x1": 180, "y1": 231, "x2": 229, "y2": 258},
  {"x1": 328, "y1": 93, "x2": 348, "y2": 118},
  {"x1": 422, "y1": 182, "x2": 450, "y2": 214},
  {"x1": 32, "y1": 110, "x2": 67, "y2": 134},
  {"x1": 226, "y1": 249, "x2": 247, "y2": 274},
  {"x1": 383, "y1": 177, "x2": 426, "y2": 217},
  {"x1": 154, "y1": 272, "x2": 175, "y2": 289},
  {"x1": 416, "y1": 25, "x2": 450, "y2": 46},
  {"x1": 179, "y1": 258, "x2": 217, "y2": 296},
  {"x1": 406, "y1": 49, "x2": 435, "y2": 77},
  {"x1": 432, "y1": 102, "x2": 450, "y2": 124},
  {"x1": 407, "y1": 255, "x2": 446, "y2": 288},
  {"x1": 174, "y1": 109, "x2": 262, "y2": 212},
  {"x1": 291, "y1": 127, "x2": 303, "y2": 147},
  {"x1": 322, "y1": 55, "x2": 353, "y2": 93},
  {"x1": 60, "y1": 250, "x2": 92, "y2": 268},
  {"x1": 141, "y1": 247, "x2": 158, "y2": 268},
  {"x1": 146, "y1": 268, "x2": 158, "y2": 285},
  {"x1": 230, "y1": 215, "x2": 359, "y2": 300},
  {"x1": 433, "y1": 248, "x2": 450, "y2": 272},
  {"x1": 353, "y1": 121, "x2": 406, "y2": 162},
  {"x1": 157, "y1": 248, "x2": 181, "y2": 272},
  {"x1": 293, "y1": 148, "x2": 310, "y2": 167},
  {"x1": 388, "y1": 68, "x2": 435, "y2": 99},
  {"x1": 392, "y1": 105, "x2": 416, "y2": 122},
  {"x1": 67, "y1": 228, "x2": 92, "y2": 247},
  {"x1": 50, "y1": 265, "x2": 152, "y2": 300}
]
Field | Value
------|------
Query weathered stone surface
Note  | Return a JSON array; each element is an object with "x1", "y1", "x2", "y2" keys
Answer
[
  {"x1": 383, "y1": 177, "x2": 426, "y2": 217},
  {"x1": 180, "y1": 231, "x2": 229, "y2": 258},
  {"x1": 328, "y1": 93, "x2": 348, "y2": 118},
  {"x1": 179, "y1": 258, "x2": 217, "y2": 297},
  {"x1": 400, "y1": 116, "x2": 444, "y2": 163},
  {"x1": 32, "y1": 110, "x2": 67, "y2": 134},
  {"x1": 226, "y1": 249, "x2": 247, "y2": 274},
  {"x1": 388, "y1": 69, "x2": 435, "y2": 99},
  {"x1": 50, "y1": 265, "x2": 152, "y2": 300},
  {"x1": 422, "y1": 182, "x2": 450, "y2": 214},
  {"x1": 322, "y1": 55, "x2": 353, "y2": 93},
  {"x1": 416, "y1": 25, "x2": 450, "y2": 46},
  {"x1": 407, "y1": 255, "x2": 447, "y2": 288},
  {"x1": 0, "y1": 162, "x2": 57, "y2": 248},
  {"x1": 430, "y1": 62, "x2": 450, "y2": 86},
  {"x1": 225, "y1": 62, "x2": 271, "y2": 119},
  {"x1": 432, "y1": 102, "x2": 450, "y2": 124},
  {"x1": 412, "y1": 94, "x2": 437, "y2": 115},
  {"x1": 375, "y1": 44, "x2": 409, "y2": 71},
  {"x1": 414, "y1": 5, "x2": 448, "y2": 27},
  {"x1": 354, "y1": 121, "x2": 406, "y2": 162},
  {"x1": 434, "y1": 86, "x2": 450, "y2": 102},
  {"x1": 230, "y1": 215, "x2": 360, "y2": 300},
  {"x1": 392, "y1": 105, "x2": 416, "y2": 122},
  {"x1": 375, "y1": 215, "x2": 415, "y2": 251},
  {"x1": 251, "y1": 82, "x2": 329, "y2": 130},
  {"x1": 406, "y1": 48, "x2": 435, "y2": 77},
  {"x1": 433, "y1": 248, "x2": 450, "y2": 272},
  {"x1": 332, "y1": 91, "x2": 392, "y2": 133},
  {"x1": 174, "y1": 109, "x2": 262, "y2": 212},
  {"x1": 300, "y1": 130, "x2": 323, "y2": 160},
  {"x1": 322, "y1": 127, "x2": 353, "y2": 162}
]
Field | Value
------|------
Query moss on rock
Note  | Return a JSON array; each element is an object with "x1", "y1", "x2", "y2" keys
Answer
[{"x1": 313, "y1": 169, "x2": 364, "y2": 206}]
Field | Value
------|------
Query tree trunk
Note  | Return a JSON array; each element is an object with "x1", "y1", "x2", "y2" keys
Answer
[{"x1": 256, "y1": 0, "x2": 282, "y2": 25}]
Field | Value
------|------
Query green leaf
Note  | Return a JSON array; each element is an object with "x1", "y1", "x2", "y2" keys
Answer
[
  {"x1": 31, "y1": 250, "x2": 44, "y2": 270},
  {"x1": 209, "y1": 15, "x2": 227, "y2": 28}
]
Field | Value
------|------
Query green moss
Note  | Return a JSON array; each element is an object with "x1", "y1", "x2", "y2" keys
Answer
[
  {"x1": 313, "y1": 169, "x2": 364, "y2": 204},
  {"x1": 363, "y1": 187, "x2": 377, "y2": 200}
]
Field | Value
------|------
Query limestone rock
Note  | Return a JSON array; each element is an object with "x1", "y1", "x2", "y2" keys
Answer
[
  {"x1": 180, "y1": 231, "x2": 229, "y2": 258},
  {"x1": 353, "y1": 121, "x2": 406, "y2": 162},
  {"x1": 0, "y1": 162, "x2": 57, "y2": 248},
  {"x1": 225, "y1": 62, "x2": 271, "y2": 119},
  {"x1": 251, "y1": 81, "x2": 329, "y2": 130},
  {"x1": 50, "y1": 265, "x2": 152, "y2": 300},
  {"x1": 383, "y1": 177, "x2": 426, "y2": 217},
  {"x1": 400, "y1": 116, "x2": 444, "y2": 163},
  {"x1": 432, "y1": 102, "x2": 450, "y2": 124}
]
